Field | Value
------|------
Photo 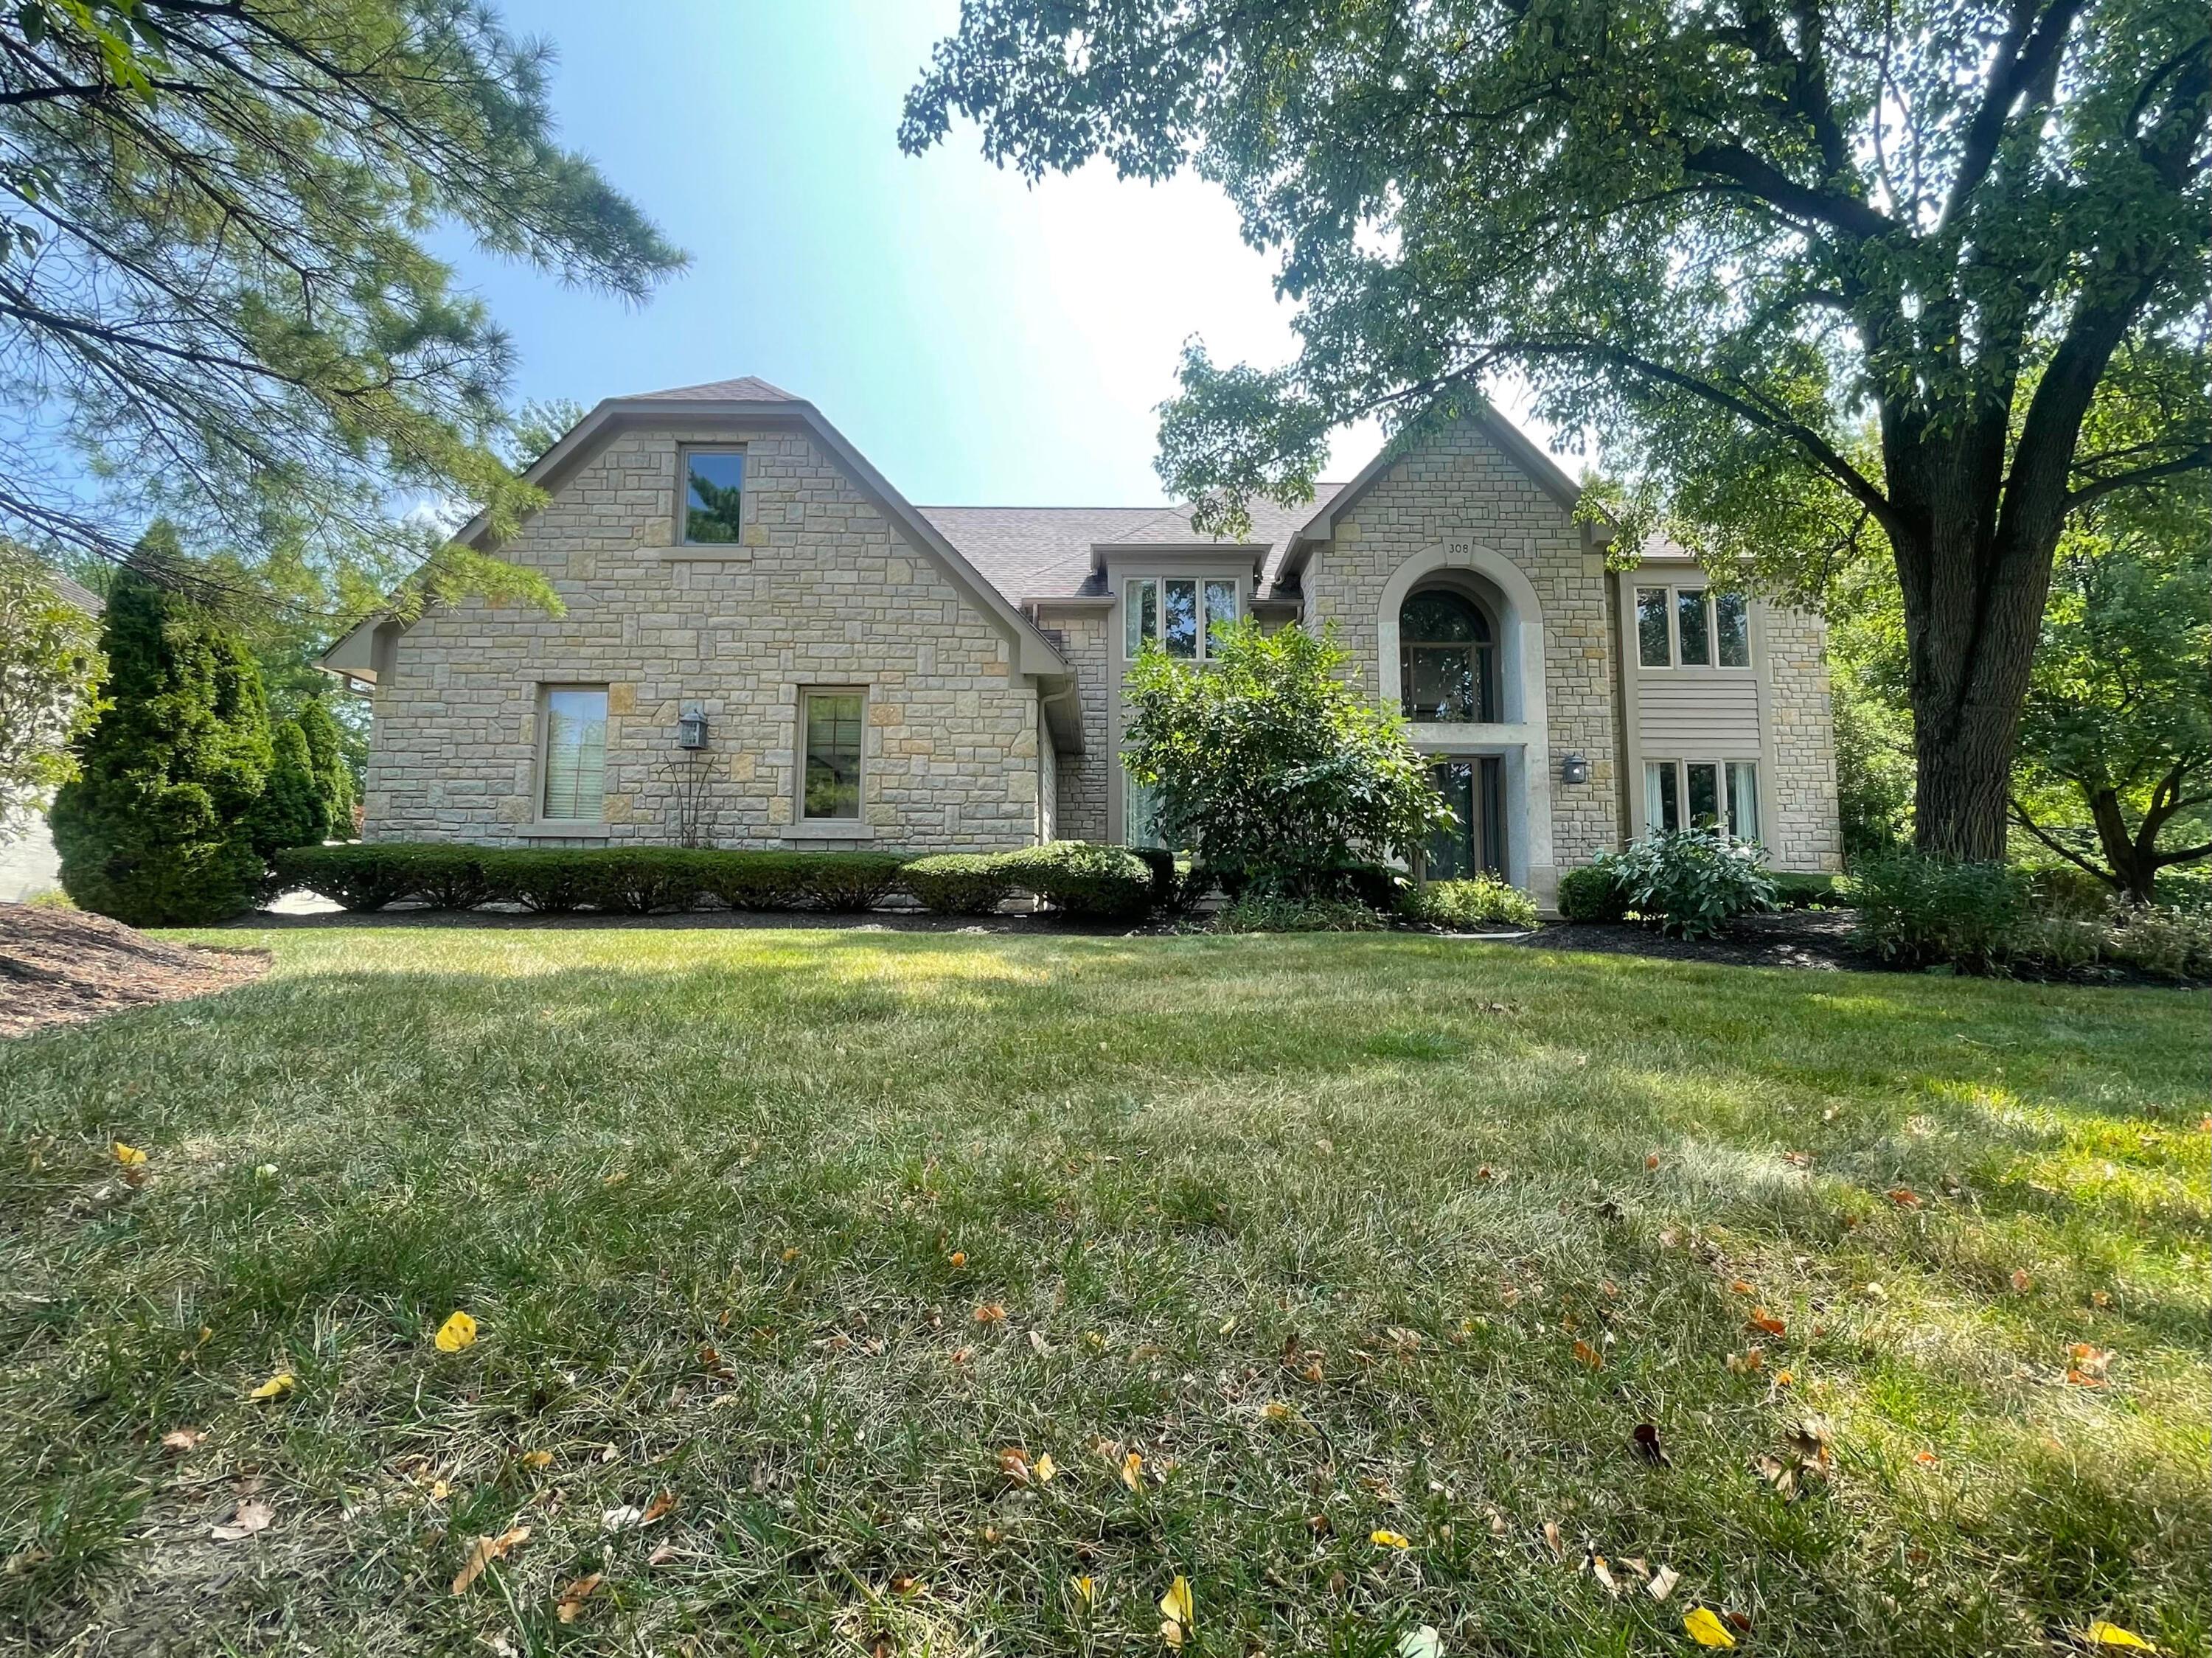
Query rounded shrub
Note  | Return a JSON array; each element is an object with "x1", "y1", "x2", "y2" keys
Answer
[
  {"x1": 900, "y1": 852, "x2": 1015, "y2": 915},
  {"x1": 1557, "y1": 863, "x2": 1628, "y2": 924},
  {"x1": 998, "y1": 841, "x2": 1154, "y2": 919},
  {"x1": 1607, "y1": 829, "x2": 1775, "y2": 939}
]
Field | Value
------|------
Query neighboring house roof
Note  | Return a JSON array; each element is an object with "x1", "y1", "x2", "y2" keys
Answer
[{"x1": 46, "y1": 571, "x2": 105, "y2": 616}]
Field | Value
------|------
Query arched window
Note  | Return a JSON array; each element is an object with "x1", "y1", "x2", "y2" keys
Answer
[{"x1": 1399, "y1": 589, "x2": 1496, "y2": 722}]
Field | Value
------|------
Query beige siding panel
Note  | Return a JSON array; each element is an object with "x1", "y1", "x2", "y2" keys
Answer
[{"x1": 1637, "y1": 678, "x2": 1760, "y2": 751}]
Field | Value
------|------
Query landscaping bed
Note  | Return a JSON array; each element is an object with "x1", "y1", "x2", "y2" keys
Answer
[{"x1": 0, "y1": 902, "x2": 268, "y2": 1038}]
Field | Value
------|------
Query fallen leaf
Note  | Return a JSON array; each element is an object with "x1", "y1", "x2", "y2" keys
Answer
[
  {"x1": 973, "y1": 1303, "x2": 1006, "y2": 1326},
  {"x1": 947, "y1": 1251, "x2": 967, "y2": 1268},
  {"x1": 1648, "y1": 1564, "x2": 1680, "y2": 1601},
  {"x1": 555, "y1": 1572, "x2": 603, "y2": 1623},
  {"x1": 888, "y1": 1573, "x2": 923, "y2": 1597},
  {"x1": 1727, "y1": 1348, "x2": 1766, "y2": 1373},
  {"x1": 430, "y1": 1478, "x2": 451, "y2": 1500},
  {"x1": 210, "y1": 1498, "x2": 274, "y2": 1542},
  {"x1": 647, "y1": 1542, "x2": 678, "y2": 1567},
  {"x1": 1646, "y1": 1152, "x2": 1662, "y2": 1170},
  {"x1": 780, "y1": 1247, "x2": 801, "y2": 1262},
  {"x1": 519, "y1": 1449, "x2": 554, "y2": 1470},
  {"x1": 246, "y1": 1370, "x2": 295, "y2": 1401},
  {"x1": 2082, "y1": 1620, "x2": 2158, "y2": 1651},
  {"x1": 1683, "y1": 1606, "x2": 1738, "y2": 1648},
  {"x1": 1262, "y1": 1401, "x2": 1296, "y2": 1424},
  {"x1": 1158, "y1": 1574, "x2": 1194, "y2": 1646},
  {"x1": 1371, "y1": 1529, "x2": 1411, "y2": 1550},
  {"x1": 998, "y1": 1447, "x2": 1034, "y2": 1485},
  {"x1": 1029, "y1": 1328, "x2": 1050, "y2": 1355},
  {"x1": 602, "y1": 1503, "x2": 647, "y2": 1532},
  {"x1": 2066, "y1": 1343, "x2": 2113, "y2": 1387},
  {"x1": 1888, "y1": 1186, "x2": 1923, "y2": 1208},
  {"x1": 1914, "y1": 1449, "x2": 1939, "y2": 1466},
  {"x1": 1034, "y1": 1452, "x2": 1057, "y2": 1483},
  {"x1": 1632, "y1": 1423, "x2": 1672, "y2": 1466},
  {"x1": 161, "y1": 1427, "x2": 204, "y2": 1453},
  {"x1": 1590, "y1": 1554, "x2": 1619, "y2": 1595},
  {"x1": 641, "y1": 1489, "x2": 678, "y2": 1524},
  {"x1": 451, "y1": 1525, "x2": 530, "y2": 1595},
  {"x1": 113, "y1": 1140, "x2": 147, "y2": 1166},
  {"x1": 1728, "y1": 1279, "x2": 1756, "y2": 1296},
  {"x1": 1542, "y1": 1520, "x2": 1565, "y2": 1559},
  {"x1": 1121, "y1": 1451, "x2": 1145, "y2": 1491},
  {"x1": 1782, "y1": 1150, "x2": 1813, "y2": 1167},
  {"x1": 1749, "y1": 1308, "x2": 1787, "y2": 1337},
  {"x1": 2011, "y1": 1268, "x2": 2034, "y2": 1293},
  {"x1": 1398, "y1": 1626, "x2": 1444, "y2": 1658},
  {"x1": 434, "y1": 1311, "x2": 477, "y2": 1353},
  {"x1": 1572, "y1": 1339, "x2": 1604, "y2": 1370}
]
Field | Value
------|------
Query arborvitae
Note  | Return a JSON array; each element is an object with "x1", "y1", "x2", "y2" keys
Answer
[
  {"x1": 251, "y1": 719, "x2": 329, "y2": 858},
  {"x1": 296, "y1": 695, "x2": 357, "y2": 837},
  {"x1": 51, "y1": 553, "x2": 274, "y2": 925}
]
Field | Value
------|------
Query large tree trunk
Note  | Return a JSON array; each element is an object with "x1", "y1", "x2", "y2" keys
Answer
[{"x1": 1886, "y1": 418, "x2": 2062, "y2": 862}]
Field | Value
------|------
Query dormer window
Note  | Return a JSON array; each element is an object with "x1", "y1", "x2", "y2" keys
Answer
[{"x1": 1126, "y1": 577, "x2": 1237, "y2": 660}]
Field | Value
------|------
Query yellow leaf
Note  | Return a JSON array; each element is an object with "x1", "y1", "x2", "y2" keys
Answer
[
  {"x1": 434, "y1": 1311, "x2": 477, "y2": 1353},
  {"x1": 1263, "y1": 1401, "x2": 1295, "y2": 1423},
  {"x1": 246, "y1": 1370, "x2": 294, "y2": 1401},
  {"x1": 1071, "y1": 1573, "x2": 1097, "y2": 1610},
  {"x1": 1121, "y1": 1450, "x2": 1145, "y2": 1491},
  {"x1": 1371, "y1": 1529, "x2": 1412, "y2": 1550},
  {"x1": 555, "y1": 1572, "x2": 603, "y2": 1623},
  {"x1": 1683, "y1": 1607, "x2": 1737, "y2": 1648},
  {"x1": 430, "y1": 1479, "x2": 451, "y2": 1501},
  {"x1": 113, "y1": 1141, "x2": 147, "y2": 1166},
  {"x1": 1035, "y1": 1452, "x2": 1057, "y2": 1483},
  {"x1": 451, "y1": 1525, "x2": 531, "y2": 1595},
  {"x1": 1158, "y1": 1574, "x2": 1194, "y2": 1639},
  {"x1": 519, "y1": 1449, "x2": 554, "y2": 1470},
  {"x1": 2084, "y1": 1622, "x2": 2158, "y2": 1652}
]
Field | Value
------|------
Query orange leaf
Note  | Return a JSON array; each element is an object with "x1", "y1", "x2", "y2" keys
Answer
[
  {"x1": 451, "y1": 1525, "x2": 531, "y2": 1595},
  {"x1": 1572, "y1": 1339, "x2": 1604, "y2": 1370},
  {"x1": 1887, "y1": 1187, "x2": 1923, "y2": 1208},
  {"x1": 973, "y1": 1303, "x2": 1006, "y2": 1326},
  {"x1": 555, "y1": 1572, "x2": 603, "y2": 1623},
  {"x1": 1749, "y1": 1309, "x2": 1787, "y2": 1337}
]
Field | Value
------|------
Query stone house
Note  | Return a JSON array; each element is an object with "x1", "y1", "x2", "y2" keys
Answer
[
  {"x1": 321, "y1": 378, "x2": 1841, "y2": 900},
  {"x1": 1, "y1": 571, "x2": 104, "y2": 904}
]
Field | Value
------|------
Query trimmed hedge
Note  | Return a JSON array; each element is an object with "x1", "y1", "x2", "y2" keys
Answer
[
  {"x1": 276, "y1": 841, "x2": 1155, "y2": 920},
  {"x1": 1557, "y1": 863, "x2": 1628, "y2": 924}
]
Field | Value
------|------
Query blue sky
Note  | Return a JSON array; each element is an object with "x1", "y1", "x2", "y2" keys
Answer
[{"x1": 449, "y1": 0, "x2": 1440, "y2": 509}]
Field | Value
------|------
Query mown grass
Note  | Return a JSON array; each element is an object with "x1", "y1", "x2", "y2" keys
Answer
[{"x1": 1, "y1": 924, "x2": 2205, "y2": 1657}]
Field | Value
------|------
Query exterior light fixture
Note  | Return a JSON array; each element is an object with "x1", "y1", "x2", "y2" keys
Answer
[
  {"x1": 677, "y1": 705, "x2": 709, "y2": 750},
  {"x1": 1560, "y1": 751, "x2": 1590, "y2": 784}
]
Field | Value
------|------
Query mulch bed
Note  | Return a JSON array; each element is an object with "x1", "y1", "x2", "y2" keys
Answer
[
  {"x1": 0, "y1": 902, "x2": 270, "y2": 1038},
  {"x1": 1509, "y1": 907, "x2": 1871, "y2": 971}
]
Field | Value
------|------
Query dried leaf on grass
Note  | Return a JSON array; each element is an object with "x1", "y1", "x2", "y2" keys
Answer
[
  {"x1": 2067, "y1": 1344, "x2": 2114, "y2": 1387},
  {"x1": 554, "y1": 1572, "x2": 603, "y2": 1623},
  {"x1": 1397, "y1": 1626, "x2": 1443, "y2": 1658},
  {"x1": 160, "y1": 1427, "x2": 204, "y2": 1453},
  {"x1": 246, "y1": 1371, "x2": 294, "y2": 1401},
  {"x1": 451, "y1": 1526, "x2": 531, "y2": 1595},
  {"x1": 1632, "y1": 1423, "x2": 1671, "y2": 1466},
  {"x1": 1648, "y1": 1564, "x2": 1680, "y2": 1601},
  {"x1": 1684, "y1": 1606, "x2": 1737, "y2": 1647},
  {"x1": 1158, "y1": 1574, "x2": 1194, "y2": 1648},
  {"x1": 210, "y1": 1499, "x2": 274, "y2": 1542}
]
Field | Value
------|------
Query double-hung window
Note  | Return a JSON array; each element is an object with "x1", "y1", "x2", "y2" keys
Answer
[
  {"x1": 802, "y1": 689, "x2": 864, "y2": 821},
  {"x1": 1634, "y1": 585, "x2": 1752, "y2": 669},
  {"x1": 541, "y1": 686, "x2": 609, "y2": 821},
  {"x1": 1126, "y1": 577, "x2": 1238, "y2": 661}
]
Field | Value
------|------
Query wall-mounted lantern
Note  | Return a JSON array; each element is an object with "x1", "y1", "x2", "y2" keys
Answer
[
  {"x1": 677, "y1": 704, "x2": 709, "y2": 750},
  {"x1": 1560, "y1": 751, "x2": 1590, "y2": 785}
]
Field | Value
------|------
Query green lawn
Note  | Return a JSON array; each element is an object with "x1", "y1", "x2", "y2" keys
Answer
[{"x1": 1, "y1": 925, "x2": 2206, "y2": 1657}]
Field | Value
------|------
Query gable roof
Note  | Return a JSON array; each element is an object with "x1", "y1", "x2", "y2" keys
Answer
[{"x1": 621, "y1": 375, "x2": 796, "y2": 403}]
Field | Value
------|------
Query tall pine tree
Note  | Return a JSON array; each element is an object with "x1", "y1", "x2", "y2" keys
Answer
[{"x1": 52, "y1": 543, "x2": 274, "y2": 925}]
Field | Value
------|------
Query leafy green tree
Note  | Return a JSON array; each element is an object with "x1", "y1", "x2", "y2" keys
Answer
[
  {"x1": 296, "y1": 695, "x2": 357, "y2": 837},
  {"x1": 904, "y1": 0, "x2": 2212, "y2": 859},
  {"x1": 2008, "y1": 487, "x2": 2210, "y2": 901},
  {"x1": 52, "y1": 540, "x2": 274, "y2": 924},
  {"x1": 0, "y1": 0, "x2": 681, "y2": 613},
  {"x1": 1122, "y1": 620, "x2": 1450, "y2": 895},
  {"x1": 251, "y1": 717, "x2": 329, "y2": 857},
  {"x1": 0, "y1": 542, "x2": 105, "y2": 844}
]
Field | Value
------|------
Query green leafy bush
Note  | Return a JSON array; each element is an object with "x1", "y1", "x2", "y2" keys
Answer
[
  {"x1": 1845, "y1": 854, "x2": 2031, "y2": 972},
  {"x1": 1122, "y1": 619, "x2": 1450, "y2": 896},
  {"x1": 1770, "y1": 872, "x2": 1842, "y2": 910},
  {"x1": 900, "y1": 852, "x2": 1015, "y2": 916},
  {"x1": 572, "y1": 849, "x2": 711, "y2": 914},
  {"x1": 52, "y1": 561, "x2": 273, "y2": 926},
  {"x1": 2104, "y1": 907, "x2": 2212, "y2": 980},
  {"x1": 1214, "y1": 892, "x2": 1387, "y2": 933},
  {"x1": 1606, "y1": 829, "x2": 1776, "y2": 939},
  {"x1": 1557, "y1": 863, "x2": 1628, "y2": 923},
  {"x1": 997, "y1": 841, "x2": 1154, "y2": 919},
  {"x1": 1398, "y1": 875, "x2": 1540, "y2": 930}
]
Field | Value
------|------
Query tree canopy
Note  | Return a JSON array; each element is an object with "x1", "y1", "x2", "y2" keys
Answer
[
  {"x1": 0, "y1": 0, "x2": 682, "y2": 616},
  {"x1": 904, "y1": 0, "x2": 2211, "y2": 857}
]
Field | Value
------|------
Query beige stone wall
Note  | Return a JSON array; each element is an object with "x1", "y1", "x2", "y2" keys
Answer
[
  {"x1": 1762, "y1": 606, "x2": 1844, "y2": 872},
  {"x1": 1038, "y1": 607, "x2": 1111, "y2": 843},
  {"x1": 362, "y1": 423, "x2": 1044, "y2": 851},
  {"x1": 1303, "y1": 420, "x2": 1622, "y2": 870}
]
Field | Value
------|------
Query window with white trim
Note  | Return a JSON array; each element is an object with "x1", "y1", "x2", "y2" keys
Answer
[
  {"x1": 1633, "y1": 585, "x2": 1753, "y2": 669},
  {"x1": 541, "y1": 686, "x2": 608, "y2": 821},
  {"x1": 1125, "y1": 577, "x2": 1238, "y2": 661},
  {"x1": 1644, "y1": 758, "x2": 1761, "y2": 840}
]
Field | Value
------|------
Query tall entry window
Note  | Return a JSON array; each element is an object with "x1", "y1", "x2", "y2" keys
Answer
[
  {"x1": 541, "y1": 686, "x2": 608, "y2": 821},
  {"x1": 1399, "y1": 589, "x2": 1497, "y2": 722},
  {"x1": 1424, "y1": 757, "x2": 1505, "y2": 879},
  {"x1": 802, "y1": 690, "x2": 864, "y2": 820}
]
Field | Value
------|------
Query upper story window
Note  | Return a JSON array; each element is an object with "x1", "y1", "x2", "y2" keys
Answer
[
  {"x1": 1635, "y1": 585, "x2": 1752, "y2": 669},
  {"x1": 541, "y1": 686, "x2": 608, "y2": 821},
  {"x1": 1126, "y1": 577, "x2": 1237, "y2": 661},
  {"x1": 681, "y1": 447, "x2": 745, "y2": 545},
  {"x1": 1399, "y1": 588, "x2": 1497, "y2": 722}
]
